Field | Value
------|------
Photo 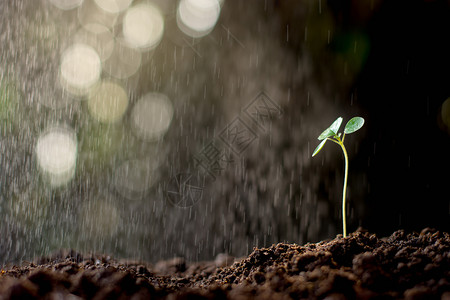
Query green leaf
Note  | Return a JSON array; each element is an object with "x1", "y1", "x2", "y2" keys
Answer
[
  {"x1": 318, "y1": 128, "x2": 335, "y2": 140},
  {"x1": 344, "y1": 117, "x2": 365, "y2": 134},
  {"x1": 318, "y1": 117, "x2": 343, "y2": 140},
  {"x1": 312, "y1": 139, "x2": 327, "y2": 157},
  {"x1": 330, "y1": 117, "x2": 343, "y2": 134}
]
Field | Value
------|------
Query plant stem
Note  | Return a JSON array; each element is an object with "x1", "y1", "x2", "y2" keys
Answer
[
  {"x1": 339, "y1": 142, "x2": 349, "y2": 238},
  {"x1": 327, "y1": 136, "x2": 349, "y2": 237}
]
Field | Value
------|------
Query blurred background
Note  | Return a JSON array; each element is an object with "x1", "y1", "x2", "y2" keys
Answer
[{"x1": 0, "y1": 0, "x2": 449, "y2": 264}]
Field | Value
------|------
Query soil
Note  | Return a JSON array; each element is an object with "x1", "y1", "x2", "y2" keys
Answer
[{"x1": 0, "y1": 228, "x2": 449, "y2": 300}]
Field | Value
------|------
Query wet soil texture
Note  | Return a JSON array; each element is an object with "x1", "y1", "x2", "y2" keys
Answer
[{"x1": 0, "y1": 228, "x2": 449, "y2": 299}]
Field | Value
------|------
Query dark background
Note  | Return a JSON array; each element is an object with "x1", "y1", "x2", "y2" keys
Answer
[
  {"x1": 357, "y1": 0, "x2": 450, "y2": 235},
  {"x1": 281, "y1": 0, "x2": 450, "y2": 236}
]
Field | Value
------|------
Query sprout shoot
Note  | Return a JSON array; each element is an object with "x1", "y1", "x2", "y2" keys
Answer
[{"x1": 312, "y1": 116, "x2": 365, "y2": 237}]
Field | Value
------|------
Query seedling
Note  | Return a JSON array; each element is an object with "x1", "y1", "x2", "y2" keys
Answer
[{"x1": 312, "y1": 116, "x2": 365, "y2": 238}]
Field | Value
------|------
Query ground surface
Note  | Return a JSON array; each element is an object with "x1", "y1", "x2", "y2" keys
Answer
[{"x1": 1, "y1": 228, "x2": 449, "y2": 299}]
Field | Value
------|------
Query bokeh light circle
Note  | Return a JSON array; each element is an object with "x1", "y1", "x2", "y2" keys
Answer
[
  {"x1": 35, "y1": 126, "x2": 78, "y2": 187},
  {"x1": 123, "y1": 3, "x2": 165, "y2": 50},
  {"x1": 80, "y1": 199, "x2": 121, "y2": 237},
  {"x1": 73, "y1": 24, "x2": 115, "y2": 62},
  {"x1": 177, "y1": 0, "x2": 221, "y2": 38},
  {"x1": 441, "y1": 98, "x2": 450, "y2": 133},
  {"x1": 131, "y1": 92, "x2": 174, "y2": 140},
  {"x1": 102, "y1": 40, "x2": 141, "y2": 79},
  {"x1": 60, "y1": 43, "x2": 101, "y2": 96},
  {"x1": 49, "y1": 0, "x2": 83, "y2": 10},
  {"x1": 88, "y1": 80, "x2": 129, "y2": 123},
  {"x1": 94, "y1": 0, "x2": 133, "y2": 14},
  {"x1": 114, "y1": 158, "x2": 160, "y2": 200}
]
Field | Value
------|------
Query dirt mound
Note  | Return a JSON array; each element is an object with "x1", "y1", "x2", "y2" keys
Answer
[{"x1": 1, "y1": 228, "x2": 449, "y2": 299}]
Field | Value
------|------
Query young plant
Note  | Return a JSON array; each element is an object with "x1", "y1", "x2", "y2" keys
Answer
[{"x1": 312, "y1": 116, "x2": 365, "y2": 238}]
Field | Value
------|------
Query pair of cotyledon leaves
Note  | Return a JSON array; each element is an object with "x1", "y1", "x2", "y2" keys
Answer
[{"x1": 312, "y1": 117, "x2": 364, "y2": 157}]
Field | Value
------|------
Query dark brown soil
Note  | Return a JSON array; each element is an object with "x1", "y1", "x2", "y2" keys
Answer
[{"x1": 1, "y1": 228, "x2": 449, "y2": 299}]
